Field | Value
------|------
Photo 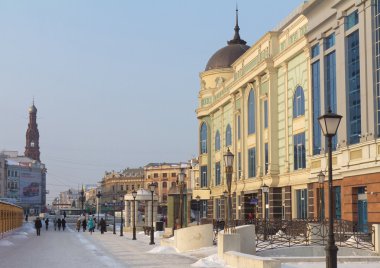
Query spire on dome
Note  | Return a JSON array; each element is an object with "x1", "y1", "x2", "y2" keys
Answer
[{"x1": 227, "y1": 5, "x2": 247, "y2": 45}]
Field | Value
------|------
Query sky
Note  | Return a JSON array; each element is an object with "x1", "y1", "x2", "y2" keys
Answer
[{"x1": 0, "y1": 0, "x2": 303, "y2": 204}]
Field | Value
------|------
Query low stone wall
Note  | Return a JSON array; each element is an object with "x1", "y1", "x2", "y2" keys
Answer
[{"x1": 223, "y1": 251, "x2": 280, "y2": 268}]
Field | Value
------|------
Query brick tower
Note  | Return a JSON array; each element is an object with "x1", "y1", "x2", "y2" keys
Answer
[{"x1": 24, "y1": 101, "x2": 40, "y2": 161}]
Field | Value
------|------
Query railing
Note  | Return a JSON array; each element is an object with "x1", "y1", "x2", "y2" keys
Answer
[
  {"x1": 0, "y1": 201, "x2": 24, "y2": 238},
  {"x1": 234, "y1": 218, "x2": 375, "y2": 252}
]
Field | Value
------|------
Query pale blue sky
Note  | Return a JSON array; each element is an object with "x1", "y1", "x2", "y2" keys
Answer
[{"x1": 0, "y1": 0, "x2": 303, "y2": 203}]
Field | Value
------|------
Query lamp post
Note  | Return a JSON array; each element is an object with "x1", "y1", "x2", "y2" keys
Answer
[
  {"x1": 112, "y1": 197, "x2": 116, "y2": 235},
  {"x1": 261, "y1": 183, "x2": 269, "y2": 241},
  {"x1": 132, "y1": 190, "x2": 137, "y2": 240},
  {"x1": 177, "y1": 171, "x2": 185, "y2": 228},
  {"x1": 149, "y1": 183, "x2": 156, "y2": 245},
  {"x1": 318, "y1": 109, "x2": 342, "y2": 268},
  {"x1": 196, "y1": 195, "x2": 201, "y2": 225},
  {"x1": 223, "y1": 148, "x2": 234, "y2": 230},
  {"x1": 96, "y1": 191, "x2": 102, "y2": 229},
  {"x1": 80, "y1": 187, "x2": 85, "y2": 215},
  {"x1": 317, "y1": 171, "x2": 325, "y2": 222},
  {"x1": 120, "y1": 195, "x2": 124, "y2": 237}
]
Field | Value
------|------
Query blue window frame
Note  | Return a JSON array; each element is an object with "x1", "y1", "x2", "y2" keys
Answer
[
  {"x1": 347, "y1": 30, "x2": 361, "y2": 144},
  {"x1": 248, "y1": 147, "x2": 256, "y2": 178},
  {"x1": 325, "y1": 33, "x2": 335, "y2": 50},
  {"x1": 200, "y1": 123, "x2": 207, "y2": 154},
  {"x1": 312, "y1": 61, "x2": 321, "y2": 155},
  {"x1": 311, "y1": 44, "x2": 320, "y2": 58},
  {"x1": 237, "y1": 115, "x2": 241, "y2": 140},
  {"x1": 294, "y1": 133, "x2": 306, "y2": 170},
  {"x1": 293, "y1": 86, "x2": 305, "y2": 118},
  {"x1": 263, "y1": 99, "x2": 268, "y2": 128},
  {"x1": 296, "y1": 189, "x2": 308, "y2": 219},
  {"x1": 346, "y1": 10, "x2": 358, "y2": 30},
  {"x1": 225, "y1": 124, "x2": 232, "y2": 147},
  {"x1": 248, "y1": 90, "x2": 256, "y2": 134},
  {"x1": 325, "y1": 51, "x2": 338, "y2": 149},
  {"x1": 200, "y1": 166, "x2": 208, "y2": 187},
  {"x1": 215, "y1": 162, "x2": 221, "y2": 186},
  {"x1": 215, "y1": 130, "x2": 220, "y2": 151},
  {"x1": 264, "y1": 143, "x2": 269, "y2": 175}
]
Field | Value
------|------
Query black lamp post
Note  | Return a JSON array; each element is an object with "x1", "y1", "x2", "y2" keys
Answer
[
  {"x1": 317, "y1": 171, "x2": 325, "y2": 222},
  {"x1": 132, "y1": 190, "x2": 137, "y2": 240},
  {"x1": 148, "y1": 182, "x2": 156, "y2": 245},
  {"x1": 223, "y1": 148, "x2": 234, "y2": 231},
  {"x1": 318, "y1": 109, "x2": 342, "y2": 268},
  {"x1": 261, "y1": 183, "x2": 269, "y2": 241},
  {"x1": 112, "y1": 197, "x2": 116, "y2": 235},
  {"x1": 120, "y1": 195, "x2": 124, "y2": 237},
  {"x1": 177, "y1": 171, "x2": 185, "y2": 228},
  {"x1": 96, "y1": 191, "x2": 102, "y2": 228},
  {"x1": 80, "y1": 187, "x2": 85, "y2": 215},
  {"x1": 196, "y1": 195, "x2": 201, "y2": 225}
]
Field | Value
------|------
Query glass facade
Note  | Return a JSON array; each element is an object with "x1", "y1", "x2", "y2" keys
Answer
[
  {"x1": 347, "y1": 30, "x2": 361, "y2": 144},
  {"x1": 215, "y1": 162, "x2": 221, "y2": 186},
  {"x1": 293, "y1": 86, "x2": 305, "y2": 118},
  {"x1": 215, "y1": 130, "x2": 220, "y2": 151},
  {"x1": 248, "y1": 147, "x2": 256, "y2": 178},
  {"x1": 200, "y1": 123, "x2": 207, "y2": 154},
  {"x1": 248, "y1": 90, "x2": 256, "y2": 134},
  {"x1": 200, "y1": 166, "x2": 207, "y2": 187},
  {"x1": 225, "y1": 124, "x2": 232, "y2": 146},
  {"x1": 312, "y1": 61, "x2": 321, "y2": 155},
  {"x1": 294, "y1": 133, "x2": 306, "y2": 170}
]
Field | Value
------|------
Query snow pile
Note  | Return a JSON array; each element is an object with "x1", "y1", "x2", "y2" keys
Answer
[
  {"x1": 11, "y1": 234, "x2": 28, "y2": 239},
  {"x1": 154, "y1": 231, "x2": 164, "y2": 238},
  {"x1": 147, "y1": 246, "x2": 178, "y2": 254},
  {"x1": 191, "y1": 254, "x2": 226, "y2": 267},
  {"x1": 138, "y1": 231, "x2": 145, "y2": 235},
  {"x1": 0, "y1": 240, "x2": 14, "y2": 246}
]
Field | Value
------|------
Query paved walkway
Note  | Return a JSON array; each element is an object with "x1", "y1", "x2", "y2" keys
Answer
[{"x1": 0, "y1": 222, "x2": 219, "y2": 268}]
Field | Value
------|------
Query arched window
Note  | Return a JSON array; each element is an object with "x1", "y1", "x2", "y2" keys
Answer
[
  {"x1": 200, "y1": 122, "x2": 208, "y2": 154},
  {"x1": 248, "y1": 90, "x2": 256, "y2": 134},
  {"x1": 293, "y1": 86, "x2": 305, "y2": 118},
  {"x1": 215, "y1": 130, "x2": 220, "y2": 151},
  {"x1": 225, "y1": 124, "x2": 232, "y2": 146}
]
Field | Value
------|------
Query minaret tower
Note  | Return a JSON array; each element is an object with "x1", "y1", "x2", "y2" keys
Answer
[{"x1": 25, "y1": 100, "x2": 40, "y2": 161}]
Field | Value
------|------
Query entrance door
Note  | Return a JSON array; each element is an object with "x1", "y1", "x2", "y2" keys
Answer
[{"x1": 357, "y1": 187, "x2": 368, "y2": 232}]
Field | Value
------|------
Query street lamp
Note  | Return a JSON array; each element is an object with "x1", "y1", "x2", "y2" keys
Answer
[
  {"x1": 318, "y1": 109, "x2": 342, "y2": 268},
  {"x1": 120, "y1": 195, "x2": 124, "y2": 236},
  {"x1": 196, "y1": 195, "x2": 201, "y2": 225},
  {"x1": 96, "y1": 191, "x2": 102, "y2": 229},
  {"x1": 223, "y1": 148, "x2": 234, "y2": 231},
  {"x1": 261, "y1": 183, "x2": 269, "y2": 241},
  {"x1": 132, "y1": 189, "x2": 137, "y2": 240},
  {"x1": 177, "y1": 171, "x2": 185, "y2": 228},
  {"x1": 317, "y1": 171, "x2": 325, "y2": 222},
  {"x1": 112, "y1": 197, "x2": 116, "y2": 235},
  {"x1": 80, "y1": 187, "x2": 85, "y2": 215},
  {"x1": 148, "y1": 182, "x2": 156, "y2": 245}
]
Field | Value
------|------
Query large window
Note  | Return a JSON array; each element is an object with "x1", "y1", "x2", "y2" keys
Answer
[
  {"x1": 237, "y1": 115, "x2": 241, "y2": 140},
  {"x1": 264, "y1": 143, "x2": 269, "y2": 175},
  {"x1": 248, "y1": 147, "x2": 256, "y2": 178},
  {"x1": 293, "y1": 86, "x2": 305, "y2": 118},
  {"x1": 325, "y1": 33, "x2": 335, "y2": 50},
  {"x1": 215, "y1": 130, "x2": 220, "y2": 151},
  {"x1": 296, "y1": 189, "x2": 308, "y2": 219},
  {"x1": 375, "y1": 0, "x2": 380, "y2": 136},
  {"x1": 325, "y1": 51, "x2": 338, "y2": 149},
  {"x1": 263, "y1": 99, "x2": 268, "y2": 128},
  {"x1": 248, "y1": 90, "x2": 256, "y2": 134},
  {"x1": 200, "y1": 166, "x2": 207, "y2": 187},
  {"x1": 225, "y1": 124, "x2": 232, "y2": 147},
  {"x1": 334, "y1": 186, "x2": 341, "y2": 220},
  {"x1": 215, "y1": 162, "x2": 221, "y2": 186},
  {"x1": 200, "y1": 123, "x2": 207, "y2": 154},
  {"x1": 346, "y1": 10, "x2": 358, "y2": 30},
  {"x1": 237, "y1": 152, "x2": 242, "y2": 179},
  {"x1": 347, "y1": 30, "x2": 361, "y2": 144},
  {"x1": 294, "y1": 133, "x2": 306, "y2": 170},
  {"x1": 312, "y1": 61, "x2": 321, "y2": 155}
]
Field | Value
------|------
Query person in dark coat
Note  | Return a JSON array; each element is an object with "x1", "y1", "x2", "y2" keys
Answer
[
  {"x1": 35, "y1": 217, "x2": 42, "y2": 236},
  {"x1": 25, "y1": 214, "x2": 28, "y2": 222},
  {"x1": 57, "y1": 218, "x2": 62, "y2": 231},
  {"x1": 53, "y1": 218, "x2": 57, "y2": 231},
  {"x1": 99, "y1": 218, "x2": 106, "y2": 234},
  {"x1": 61, "y1": 218, "x2": 66, "y2": 231},
  {"x1": 82, "y1": 218, "x2": 87, "y2": 232},
  {"x1": 45, "y1": 218, "x2": 49, "y2": 230},
  {"x1": 63, "y1": 211, "x2": 66, "y2": 218}
]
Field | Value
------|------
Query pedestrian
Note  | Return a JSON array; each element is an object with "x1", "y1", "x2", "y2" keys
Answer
[
  {"x1": 99, "y1": 218, "x2": 106, "y2": 234},
  {"x1": 76, "y1": 219, "x2": 81, "y2": 232},
  {"x1": 62, "y1": 218, "x2": 66, "y2": 231},
  {"x1": 88, "y1": 217, "x2": 95, "y2": 235},
  {"x1": 53, "y1": 218, "x2": 57, "y2": 231},
  {"x1": 82, "y1": 218, "x2": 87, "y2": 232},
  {"x1": 25, "y1": 214, "x2": 28, "y2": 222},
  {"x1": 57, "y1": 218, "x2": 62, "y2": 231},
  {"x1": 63, "y1": 211, "x2": 66, "y2": 219},
  {"x1": 35, "y1": 217, "x2": 42, "y2": 236},
  {"x1": 45, "y1": 218, "x2": 49, "y2": 230}
]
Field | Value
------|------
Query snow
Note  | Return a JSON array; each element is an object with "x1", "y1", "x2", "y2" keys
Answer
[
  {"x1": 191, "y1": 254, "x2": 227, "y2": 267},
  {"x1": 0, "y1": 239, "x2": 14, "y2": 246},
  {"x1": 147, "y1": 246, "x2": 179, "y2": 254}
]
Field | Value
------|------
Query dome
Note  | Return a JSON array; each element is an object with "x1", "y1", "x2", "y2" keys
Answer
[
  {"x1": 204, "y1": 8, "x2": 250, "y2": 71},
  {"x1": 29, "y1": 104, "x2": 37, "y2": 113},
  {"x1": 205, "y1": 44, "x2": 250, "y2": 71}
]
